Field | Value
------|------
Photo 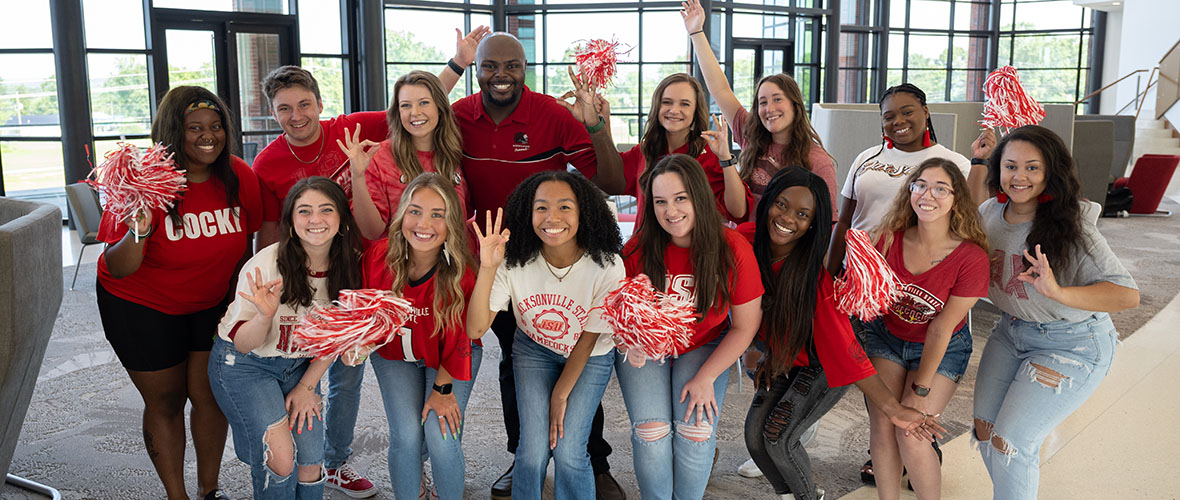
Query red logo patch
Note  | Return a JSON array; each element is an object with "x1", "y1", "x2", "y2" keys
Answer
[{"x1": 531, "y1": 308, "x2": 571, "y2": 340}]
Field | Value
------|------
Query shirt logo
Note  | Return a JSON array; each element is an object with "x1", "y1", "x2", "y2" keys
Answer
[
  {"x1": 532, "y1": 308, "x2": 572, "y2": 340},
  {"x1": 890, "y1": 283, "x2": 943, "y2": 324},
  {"x1": 859, "y1": 159, "x2": 912, "y2": 178},
  {"x1": 164, "y1": 208, "x2": 243, "y2": 241},
  {"x1": 513, "y1": 132, "x2": 530, "y2": 153},
  {"x1": 990, "y1": 249, "x2": 1029, "y2": 300}
]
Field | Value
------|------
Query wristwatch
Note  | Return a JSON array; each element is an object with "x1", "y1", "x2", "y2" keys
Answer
[
  {"x1": 432, "y1": 383, "x2": 454, "y2": 395},
  {"x1": 719, "y1": 157, "x2": 736, "y2": 168},
  {"x1": 970, "y1": 157, "x2": 987, "y2": 166},
  {"x1": 911, "y1": 382, "x2": 931, "y2": 397}
]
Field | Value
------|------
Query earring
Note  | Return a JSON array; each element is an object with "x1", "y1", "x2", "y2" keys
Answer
[
  {"x1": 403, "y1": 238, "x2": 410, "y2": 260},
  {"x1": 883, "y1": 134, "x2": 894, "y2": 149},
  {"x1": 922, "y1": 129, "x2": 932, "y2": 148},
  {"x1": 996, "y1": 191, "x2": 1009, "y2": 203},
  {"x1": 443, "y1": 242, "x2": 452, "y2": 266},
  {"x1": 1037, "y1": 193, "x2": 1054, "y2": 204}
]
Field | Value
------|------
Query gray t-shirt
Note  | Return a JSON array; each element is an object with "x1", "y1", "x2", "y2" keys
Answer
[{"x1": 980, "y1": 198, "x2": 1137, "y2": 323}]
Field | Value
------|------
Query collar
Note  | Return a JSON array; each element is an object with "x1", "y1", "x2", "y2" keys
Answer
[{"x1": 473, "y1": 85, "x2": 535, "y2": 126}]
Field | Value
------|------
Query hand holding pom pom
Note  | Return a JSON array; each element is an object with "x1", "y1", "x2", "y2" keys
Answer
[
  {"x1": 85, "y1": 143, "x2": 187, "y2": 240},
  {"x1": 834, "y1": 229, "x2": 903, "y2": 321},
  {"x1": 981, "y1": 66, "x2": 1045, "y2": 133}
]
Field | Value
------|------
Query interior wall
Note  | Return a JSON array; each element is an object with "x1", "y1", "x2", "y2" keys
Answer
[{"x1": 1106, "y1": 0, "x2": 1180, "y2": 117}]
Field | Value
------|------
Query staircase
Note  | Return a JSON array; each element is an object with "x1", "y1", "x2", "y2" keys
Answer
[{"x1": 1131, "y1": 106, "x2": 1180, "y2": 203}]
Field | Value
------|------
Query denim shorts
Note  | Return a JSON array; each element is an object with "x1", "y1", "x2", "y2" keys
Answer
[{"x1": 860, "y1": 317, "x2": 973, "y2": 383}]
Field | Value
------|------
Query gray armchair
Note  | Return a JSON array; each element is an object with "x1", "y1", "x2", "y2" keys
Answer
[{"x1": 0, "y1": 197, "x2": 63, "y2": 498}]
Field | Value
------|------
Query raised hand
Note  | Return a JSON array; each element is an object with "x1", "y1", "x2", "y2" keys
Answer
[
  {"x1": 556, "y1": 66, "x2": 600, "y2": 126},
  {"x1": 1017, "y1": 244, "x2": 1062, "y2": 300},
  {"x1": 125, "y1": 208, "x2": 153, "y2": 236},
  {"x1": 336, "y1": 125, "x2": 381, "y2": 178},
  {"x1": 971, "y1": 127, "x2": 997, "y2": 161},
  {"x1": 471, "y1": 208, "x2": 510, "y2": 270},
  {"x1": 239, "y1": 267, "x2": 282, "y2": 319},
  {"x1": 700, "y1": 113, "x2": 732, "y2": 160},
  {"x1": 594, "y1": 94, "x2": 612, "y2": 120},
  {"x1": 454, "y1": 25, "x2": 491, "y2": 67},
  {"x1": 680, "y1": 0, "x2": 706, "y2": 34}
]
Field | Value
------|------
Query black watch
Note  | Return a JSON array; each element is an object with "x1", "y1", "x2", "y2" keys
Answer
[
  {"x1": 970, "y1": 157, "x2": 987, "y2": 166},
  {"x1": 719, "y1": 157, "x2": 736, "y2": 168},
  {"x1": 911, "y1": 382, "x2": 930, "y2": 397},
  {"x1": 432, "y1": 383, "x2": 453, "y2": 395}
]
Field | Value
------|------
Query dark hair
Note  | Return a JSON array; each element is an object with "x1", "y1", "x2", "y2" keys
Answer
[
  {"x1": 641, "y1": 73, "x2": 708, "y2": 168},
  {"x1": 151, "y1": 86, "x2": 240, "y2": 225},
  {"x1": 848, "y1": 83, "x2": 939, "y2": 191},
  {"x1": 503, "y1": 170, "x2": 622, "y2": 269},
  {"x1": 262, "y1": 65, "x2": 322, "y2": 105},
  {"x1": 629, "y1": 154, "x2": 733, "y2": 314},
  {"x1": 753, "y1": 166, "x2": 832, "y2": 383},
  {"x1": 987, "y1": 125, "x2": 1087, "y2": 273},
  {"x1": 737, "y1": 74, "x2": 828, "y2": 182},
  {"x1": 277, "y1": 177, "x2": 363, "y2": 307}
]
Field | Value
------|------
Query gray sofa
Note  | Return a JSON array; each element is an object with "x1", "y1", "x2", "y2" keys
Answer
[{"x1": 0, "y1": 197, "x2": 63, "y2": 492}]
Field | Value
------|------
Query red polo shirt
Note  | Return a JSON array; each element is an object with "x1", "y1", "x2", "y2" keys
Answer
[{"x1": 452, "y1": 86, "x2": 598, "y2": 216}]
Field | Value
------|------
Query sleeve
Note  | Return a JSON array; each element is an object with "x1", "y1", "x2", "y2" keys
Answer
[
  {"x1": 585, "y1": 257, "x2": 626, "y2": 334},
  {"x1": 950, "y1": 244, "x2": 991, "y2": 298},
  {"x1": 621, "y1": 237, "x2": 642, "y2": 277},
  {"x1": 554, "y1": 102, "x2": 598, "y2": 179},
  {"x1": 440, "y1": 272, "x2": 477, "y2": 380},
  {"x1": 812, "y1": 274, "x2": 876, "y2": 387},
  {"x1": 364, "y1": 146, "x2": 402, "y2": 226},
  {"x1": 699, "y1": 150, "x2": 754, "y2": 224},
  {"x1": 736, "y1": 222, "x2": 756, "y2": 244},
  {"x1": 731, "y1": 107, "x2": 750, "y2": 147},
  {"x1": 809, "y1": 146, "x2": 839, "y2": 215},
  {"x1": 251, "y1": 149, "x2": 284, "y2": 223},
  {"x1": 727, "y1": 230, "x2": 764, "y2": 305},
  {"x1": 362, "y1": 239, "x2": 393, "y2": 290},
  {"x1": 232, "y1": 156, "x2": 264, "y2": 234},
  {"x1": 841, "y1": 148, "x2": 872, "y2": 200},
  {"x1": 487, "y1": 263, "x2": 513, "y2": 312},
  {"x1": 621, "y1": 145, "x2": 644, "y2": 198},
  {"x1": 351, "y1": 111, "x2": 391, "y2": 142},
  {"x1": 97, "y1": 205, "x2": 163, "y2": 245},
  {"x1": 1073, "y1": 223, "x2": 1138, "y2": 290}
]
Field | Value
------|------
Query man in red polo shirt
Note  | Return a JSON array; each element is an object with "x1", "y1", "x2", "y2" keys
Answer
[{"x1": 452, "y1": 32, "x2": 626, "y2": 500}]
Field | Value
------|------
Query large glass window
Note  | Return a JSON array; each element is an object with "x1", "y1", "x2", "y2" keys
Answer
[
  {"x1": 996, "y1": 0, "x2": 1092, "y2": 105},
  {"x1": 0, "y1": 0, "x2": 61, "y2": 208},
  {"x1": 385, "y1": 5, "x2": 493, "y2": 105}
]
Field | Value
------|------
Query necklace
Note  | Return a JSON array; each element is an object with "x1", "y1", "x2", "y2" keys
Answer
[
  {"x1": 542, "y1": 250, "x2": 582, "y2": 282},
  {"x1": 286, "y1": 129, "x2": 326, "y2": 164}
]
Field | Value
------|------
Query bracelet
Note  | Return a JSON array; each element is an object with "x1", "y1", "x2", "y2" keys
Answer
[
  {"x1": 130, "y1": 224, "x2": 153, "y2": 240},
  {"x1": 447, "y1": 58, "x2": 465, "y2": 76},
  {"x1": 689, "y1": 30, "x2": 704, "y2": 37},
  {"x1": 970, "y1": 157, "x2": 987, "y2": 166},
  {"x1": 585, "y1": 115, "x2": 606, "y2": 134},
  {"x1": 719, "y1": 157, "x2": 736, "y2": 168},
  {"x1": 304, "y1": 383, "x2": 316, "y2": 392}
]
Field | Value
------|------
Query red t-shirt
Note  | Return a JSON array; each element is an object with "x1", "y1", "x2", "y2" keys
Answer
[
  {"x1": 622, "y1": 143, "x2": 753, "y2": 224},
  {"x1": 622, "y1": 227, "x2": 763, "y2": 351},
  {"x1": 878, "y1": 230, "x2": 990, "y2": 342},
  {"x1": 97, "y1": 156, "x2": 263, "y2": 315},
  {"x1": 252, "y1": 112, "x2": 389, "y2": 221},
  {"x1": 362, "y1": 239, "x2": 477, "y2": 380},
  {"x1": 359, "y1": 141, "x2": 470, "y2": 240},
  {"x1": 453, "y1": 87, "x2": 598, "y2": 216},
  {"x1": 731, "y1": 107, "x2": 837, "y2": 218}
]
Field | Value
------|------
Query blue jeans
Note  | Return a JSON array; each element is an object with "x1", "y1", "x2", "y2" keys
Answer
[
  {"x1": 973, "y1": 312, "x2": 1117, "y2": 500},
  {"x1": 370, "y1": 344, "x2": 482, "y2": 500},
  {"x1": 512, "y1": 329, "x2": 614, "y2": 500},
  {"x1": 615, "y1": 337, "x2": 729, "y2": 500},
  {"x1": 860, "y1": 317, "x2": 973, "y2": 383},
  {"x1": 208, "y1": 338, "x2": 325, "y2": 500},
  {"x1": 323, "y1": 356, "x2": 365, "y2": 469}
]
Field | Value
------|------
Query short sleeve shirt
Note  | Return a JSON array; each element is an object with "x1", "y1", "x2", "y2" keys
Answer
[
  {"x1": 359, "y1": 141, "x2": 470, "y2": 240},
  {"x1": 841, "y1": 144, "x2": 971, "y2": 231},
  {"x1": 217, "y1": 244, "x2": 324, "y2": 358},
  {"x1": 621, "y1": 143, "x2": 753, "y2": 224},
  {"x1": 878, "y1": 230, "x2": 990, "y2": 343},
  {"x1": 731, "y1": 106, "x2": 838, "y2": 213}
]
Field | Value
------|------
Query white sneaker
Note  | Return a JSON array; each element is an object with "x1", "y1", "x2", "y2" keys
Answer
[
  {"x1": 738, "y1": 458, "x2": 764, "y2": 478},
  {"x1": 800, "y1": 421, "x2": 819, "y2": 446},
  {"x1": 778, "y1": 489, "x2": 824, "y2": 500}
]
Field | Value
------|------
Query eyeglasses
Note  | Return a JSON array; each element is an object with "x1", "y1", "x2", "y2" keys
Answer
[{"x1": 909, "y1": 181, "x2": 954, "y2": 199}]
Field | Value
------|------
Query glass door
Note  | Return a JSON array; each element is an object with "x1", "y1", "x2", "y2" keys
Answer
[{"x1": 731, "y1": 39, "x2": 794, "y2": 106}]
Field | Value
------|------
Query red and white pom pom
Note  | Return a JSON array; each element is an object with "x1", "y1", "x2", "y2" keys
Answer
[
  {"x1": 573, "y1": 38, "x2": 624, "y2": 91},
  {"x1": 600, "y1": 274, "x2": 696, "y2": 367},
  {"x1": 835, "y1": 229, "x2": 903, "y2": 321},
  {"x1": 84, "y1": 142, "x2": 187, "y2": 223},
  {"x1": 293, "y1": 289, "x2": 414, "y2": 360},
  {"x1": 981, "y1": 66, "x2": 1046, "y2": 133}
]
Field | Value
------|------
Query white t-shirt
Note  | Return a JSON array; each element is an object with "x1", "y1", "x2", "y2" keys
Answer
[
  {"x1": 490, "y1": 253, "x2": 625, "y2": 357},
  {"x1": 217, "y1": 244, "x2": 328, "y2": 358},
  {"x1": 840, "y1": 143, "x2": 972, "y2": 231}
]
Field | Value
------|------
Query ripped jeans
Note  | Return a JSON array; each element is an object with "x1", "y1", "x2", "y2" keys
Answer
[
  {"x1": 208, "y1": 338, "x2": 325, "y2": 500},
  {"x1": 972, "y1": 312, "x2": 1117, "y2": 500},
  {"x1": 744, "y1": 366, "x2": 847, "y2": 500},
  {"x1": 615, "y1": 337, "x2": 728, "y2": 500}
]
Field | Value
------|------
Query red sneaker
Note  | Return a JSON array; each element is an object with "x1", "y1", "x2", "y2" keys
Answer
[{"x1": 326, "y1": 462, "x2": 377, "y2": 498}]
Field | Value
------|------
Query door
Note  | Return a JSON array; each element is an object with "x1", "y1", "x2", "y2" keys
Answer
[{"x1": 731, "y1": 39, "x2": 794, "y2": 108}]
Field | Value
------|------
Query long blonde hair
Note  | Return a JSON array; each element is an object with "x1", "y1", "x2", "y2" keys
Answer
[
  {"x1": 874, "y1": 158, "x2": 989, "y2": 254},
  {"x1": 387, "y1": 71, "x2": 463, "y2": 184},
  {"x1": 384, "y1": 173, "x2": 474, "y2": 336}
]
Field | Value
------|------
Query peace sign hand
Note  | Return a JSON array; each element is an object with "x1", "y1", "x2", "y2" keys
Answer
[
  {"x1": 1017, "y1": 244, "x2": 1062, "y2": 301},
  {"x1": 239, "y1": 267, "x2": 282, "y2": 319},
  {"x1": 471, "y1": 208, "x2": 511, "y2": 270},
  {"x1": 700, "y1": 113, "x2": 732, "y2": 161},
  {"x1": 336, "y1": 125, "x2": 381, "y2": 178}
]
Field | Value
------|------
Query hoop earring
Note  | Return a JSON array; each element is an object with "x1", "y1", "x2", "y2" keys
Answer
[
  {"x1": 883, "y1": 134, "x2": 894, "y2": 149},
  {"x1": 922, "y1": 129, "x2": 932, "y2": 148}
]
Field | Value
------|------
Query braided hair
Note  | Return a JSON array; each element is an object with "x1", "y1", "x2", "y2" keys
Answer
[{"x1": 849, "y1": 83, "x2": 939, "y2": 193}]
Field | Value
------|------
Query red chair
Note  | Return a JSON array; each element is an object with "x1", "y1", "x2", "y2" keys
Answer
[{"x1": 1113, "y1": 154, "x2": 1179, "y2": 215}]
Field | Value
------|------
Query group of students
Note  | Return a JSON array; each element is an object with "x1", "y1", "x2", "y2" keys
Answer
[{"x1": 93, "y1": 3, "x2": 1139, "y2": 499}]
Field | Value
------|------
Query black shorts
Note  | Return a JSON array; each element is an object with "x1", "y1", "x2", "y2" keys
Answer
[{"x1": 96, "y1": 281, "x2": 228, "y2": 372}]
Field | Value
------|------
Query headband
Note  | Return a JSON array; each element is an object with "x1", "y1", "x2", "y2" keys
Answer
[{"x1": 185, "y1": 99, "x2": 221, "y2": 115}]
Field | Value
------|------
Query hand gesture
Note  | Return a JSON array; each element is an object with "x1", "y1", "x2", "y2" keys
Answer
[
  {"x1": 556, "y1": 66, "x2": 600, "y2": 126},
  {"x1": 892, "y1": 405, "x2": 944, "y2": 442},
  {"x1": 454, "y1": 25, "x2": 491, "y2": 68},
  {"x1": 336, "y1": 125, "x2": 381, "y2": 178},
  {"x1": 680, "y1": 0, "x2": 706, "y2": 34},
  {"x1": 1017, "y1": 244, "x2": 1062, "y2": 300},
  {"x1": 549, "y1": 391, "x2": 568, "y2": 449},
  {"x1": 700, "y1": 114, "x2": 732, "y2": 161},
  {"x1": 341, "y1": 343, "x2": 375, "y2": 367},
  {"x1": 679, "y1": 374, "x2": 718, "y2": 426},
  {"x1": 594, "y1": 94, "x2": 612, "y2": 120},
  {"x1": 971, "y1": 127, "x2": 997, "y2": 161},
  {"x1": 239, "y1": 267, "x2": 282, "y2": 319},
  {"x1": 471, "y1": 208, "x2": 510, "y2": 269},
  {"x1": 285, "y1": 384, "x2": 323, "y2": 435},
  {"x1": 124, "y1": 208, "x2": 153, "y2": 236},
  {"x1": 423, "y1": 390, "x2": 462, "y2": 440}
]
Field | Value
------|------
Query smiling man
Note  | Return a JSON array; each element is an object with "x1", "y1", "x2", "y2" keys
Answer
[{"x1": 450, "y1": 32, "x2": 626, "y2": 500}]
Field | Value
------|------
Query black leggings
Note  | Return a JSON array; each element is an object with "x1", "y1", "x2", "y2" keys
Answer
[{"x1": 744, "y1": 366, "x2": 848, "y2": 499}]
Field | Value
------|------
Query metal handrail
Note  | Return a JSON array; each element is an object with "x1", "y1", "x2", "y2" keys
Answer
[
  {"x1": 1135, "y1": 67, "x2": 1160, "y2": 120},
  {"x1": 1075, "y1": 68, "x2": 1154, "y2": 105},
  {"x1": 1115, "y1": 79, "x2": 1157, "y2": 115}
]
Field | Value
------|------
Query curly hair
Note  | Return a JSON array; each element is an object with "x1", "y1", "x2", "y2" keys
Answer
[
  {"x1": 753, "y1": 166, "x2": 832, "y2": 384},
  {"x1": 387, "y1": 71, "x2": 463, "y2": 188},
  {"x1": 737, "y1": 74, "x2": 828, "y2": 183},
  {"x1": 277, "y1": 177, "x2": 363, "y2": 307},
  {"x1": 629, "y1": 154, "x2": 733, "y2": 314},
  {"x1": 261, "y1": 65, "x2": 322, "y2": 105},
  {"x1": 641, "y1": 73, "x2": 708, "y2": 169},
  {"x1": 874, "y1": 158, "x2": 989, "y2": 255},
  {"x1": 151, "y1": 86, "x2": 241, "y2": 225},
  {"x1": 503, "y1": 170, "x2": 622, "y2": 269},
  {"x1": 384, "y1": 173, "x2": 474, "y2": 336},
  {"x1": 987, "y1": 125, "x2": 1088, "y2": 273}
]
